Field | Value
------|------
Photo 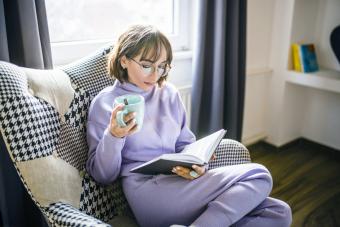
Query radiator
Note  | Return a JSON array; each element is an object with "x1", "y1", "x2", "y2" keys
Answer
[{"x1": 178, "y1": 85, "x2": 192, "y2": 126}]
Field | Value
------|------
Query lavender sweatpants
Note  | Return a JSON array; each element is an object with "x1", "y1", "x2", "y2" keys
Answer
[{"x1": 122, "y1": 163, "x2": 292, "y2": 227}]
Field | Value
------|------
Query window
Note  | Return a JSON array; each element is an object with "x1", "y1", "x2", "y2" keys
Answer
[{"x1": 45, "y1": 0, "x2": 192, "y2": 66}]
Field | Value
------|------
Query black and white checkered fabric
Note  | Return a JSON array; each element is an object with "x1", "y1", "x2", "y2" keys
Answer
[
  {"x1": 208, "y1": 139, "x2": 251, "y2": 170},
  {"x1": 62, "y1": 46, "x2": 115, "y2": 97},
  {"x1": 0, "y1": 61, "x2": 28, "y2": 102},
  {"x1": 0, "y1": 95, "x2": 60, "y2": 162},
  {"x1": 64, "y1": 90, "x2": 93, "y2": 133},
  {"x1": 55, "y1": 123, "x2": 88, "y2": 171},
  {"x1": 45, "y1": 202, "x2": 110, "y2": 227},
  {"x1": 79, "y1": 173, "x2": 117, "y2": 222}
]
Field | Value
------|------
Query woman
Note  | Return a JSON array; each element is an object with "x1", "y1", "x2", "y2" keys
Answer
[{"x1": 86, "y1": 24, "x2": 292, "y2": 227}]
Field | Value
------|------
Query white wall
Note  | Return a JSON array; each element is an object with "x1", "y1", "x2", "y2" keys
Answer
[
  {"x1": 301, "y1": 89, "x2": 340, "y2": 149},
  {"x1": 242, "y1": 71, "x2": 271, "y2": 145},
  {"x1": 241, "y1": 0, "x2": 275, "y2": 145},
  {"x1": 265, "y1": 0, "x2": 304, "y2": 146},
  {"x1": 168, "y1": 52, "x2": 192, "y2": 87},
  {"x1": 246, "y1": 0, "x2": 274, "y2": 70}
]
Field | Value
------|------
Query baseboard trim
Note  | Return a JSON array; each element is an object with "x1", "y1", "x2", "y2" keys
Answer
[
  {"x1": 242, "y1": 132, "x2": 267, "y2": 146},
  {"x1": 247, "y1": 137, "x2": 340, "y2": 159}
]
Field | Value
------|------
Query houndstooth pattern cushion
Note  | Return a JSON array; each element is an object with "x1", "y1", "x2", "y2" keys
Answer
[
  {"x1": 79, "y1": 173, "x2": 117, "y2": 222},
  {"x1": 45, "y1": 202, "x2": 110, "y2": 227},
  {"x1": 0, "y1": 61, "x2": 28, "y2": 103},
  {"x1": 0, "y1": 95, "x2": 61, "y2": 162},
  {"x1": 64, "y1": 90, "x2": 93, "y2": 133},
  {"x1": 62, "y1": 47, "x2": 115, "y2": 97},
  {"x1": 79, "y1": 172, "x2": 129, "y2": 222},
  {"x1": 55, "y1": 123, "x2": 88, "y2": 171},
  {"x1": 208, "y1": 139, "x2": 251, "y2": 170}
]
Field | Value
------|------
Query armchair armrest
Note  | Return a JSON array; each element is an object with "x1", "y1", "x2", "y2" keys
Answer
[
  {"x1": 208, "y1": 139, "x2": 251, "y2": 170},
  {"x1": 45, "y1": 202, "x2": 111, "y2": 227}
]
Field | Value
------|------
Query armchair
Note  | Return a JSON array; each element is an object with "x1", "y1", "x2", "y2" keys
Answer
[{"x1": 0, "y1": 46, "x2": 251, "y2": 226}]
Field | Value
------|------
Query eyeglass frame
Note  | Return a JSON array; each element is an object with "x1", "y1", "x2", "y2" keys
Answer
[{"x1": 127, "y1": 57, "x2": 172, "y2": 78}]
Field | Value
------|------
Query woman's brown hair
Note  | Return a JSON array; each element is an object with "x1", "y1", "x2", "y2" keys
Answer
[{"x1": 108, "y1": 25, "x2": 173, "y2": 86}]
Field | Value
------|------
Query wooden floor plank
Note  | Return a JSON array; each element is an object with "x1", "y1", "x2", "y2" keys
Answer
[{"x1": 248, "y1": 141, "x2": 340, "y2": 227}]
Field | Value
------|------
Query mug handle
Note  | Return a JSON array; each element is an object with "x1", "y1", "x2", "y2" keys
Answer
[{"x1": 116, "y1": 109, "x2": 128, "y2": 127}]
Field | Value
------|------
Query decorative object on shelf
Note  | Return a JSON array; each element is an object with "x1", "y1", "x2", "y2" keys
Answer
[
  {"x1": 330, "y1": 25, "x2": 340, "y2": 65},
  {"x1": 291, "y1": 43, "x2": 319, "y2": 73}
]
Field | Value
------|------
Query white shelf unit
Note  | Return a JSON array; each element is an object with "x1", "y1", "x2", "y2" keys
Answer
[
  {"x1": 285, "y1": 0, "x2": 340, "y2": 93},
  {"x1": 286, "y1": 68, "x2": 340, "y2": 94},
  {"x1": 266, "y1": 0, "x2": 340, "y2": 151}
]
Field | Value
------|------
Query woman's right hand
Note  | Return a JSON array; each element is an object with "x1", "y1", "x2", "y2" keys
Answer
[{"x1": 108, "y1": 104, "x2": 138, "y2": 138}]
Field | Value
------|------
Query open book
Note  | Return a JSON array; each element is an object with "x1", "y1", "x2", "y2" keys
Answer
[{"x1": 130, "y1": 129, "x2": 227, "y2": 175}]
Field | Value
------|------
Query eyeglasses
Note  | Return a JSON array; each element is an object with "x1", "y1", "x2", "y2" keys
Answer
[{"x1": 128, "y1": 58, "x2": 171, "y2": 79}]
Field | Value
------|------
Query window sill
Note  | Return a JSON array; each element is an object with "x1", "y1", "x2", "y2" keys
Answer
[{"x1": 173, "y1": 50, "x2": 192, "y2": 60}]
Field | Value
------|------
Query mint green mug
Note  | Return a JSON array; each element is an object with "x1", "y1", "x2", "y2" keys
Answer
[{"x1": 114, "y1": 94, "x2": 145, "y2": 132}]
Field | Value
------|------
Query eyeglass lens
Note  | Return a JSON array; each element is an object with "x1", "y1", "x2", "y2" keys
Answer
[
  {"x1": 130, "y1": 58, "x2": 169, "y2": 78},
  {"x1": 141, "y1": 65, "x2": 168, "y2": 77}
]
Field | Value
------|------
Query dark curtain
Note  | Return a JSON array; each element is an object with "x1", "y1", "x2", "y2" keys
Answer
[
  {"x1": 0, "y1": 0, "x2": 52, "y2": 226},
  {"x1": 0, "y1": 0, "x2": 52, "y2": 68},
  {"x1": 191, "y1": 0, "x2": 247, "y2": 141}
]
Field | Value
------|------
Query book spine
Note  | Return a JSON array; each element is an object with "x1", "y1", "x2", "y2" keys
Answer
[
  {"x1": 298, "y1": 45, "x2": 306, "y2": 72},
  {"x1": 300, "y1": 44, "x2": 319, "y2": 73},
  {"x1": 292, "y1": 44, "x2": 302, "y2": 72}
]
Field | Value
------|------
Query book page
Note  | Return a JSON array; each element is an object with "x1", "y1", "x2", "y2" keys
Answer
[
  {"x1": 181, "y1": 129, "x2": 226, "y2": 163},
  {"x1": 161, "y1": 153, "x2": 202, "y2": 164},
  {"x1": 130, "y1": 129, "x2": 226, "y2": 174}
]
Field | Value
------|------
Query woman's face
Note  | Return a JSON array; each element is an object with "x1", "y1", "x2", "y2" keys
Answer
[{"x1": 121, "y1": 45, "x2": 168, "y2": 91}]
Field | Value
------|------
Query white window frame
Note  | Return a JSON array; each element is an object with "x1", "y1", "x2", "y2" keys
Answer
[{"x1": 50, "y1": 0, "x2": 192, "y2": 66}]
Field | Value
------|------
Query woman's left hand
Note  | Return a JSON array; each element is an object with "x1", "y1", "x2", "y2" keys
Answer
[{"x1": 172, "y1": 165, "x2": 206, "y2": 180}]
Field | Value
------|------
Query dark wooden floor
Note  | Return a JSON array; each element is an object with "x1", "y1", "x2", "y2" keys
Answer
[{"x1": 248, "y1": 139, "x2": 340, "y2": 227}]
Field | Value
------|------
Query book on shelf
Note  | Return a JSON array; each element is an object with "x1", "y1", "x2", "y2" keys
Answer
[
  {"x1": 130, "y1": 129, "x2": 227, "y2": 175},
  {"x1": 291, "y1": 43, "x2": 319, "y2": 73},
  {"x1": 292, "y1": 43, "x2": 302, "y2": 72}
]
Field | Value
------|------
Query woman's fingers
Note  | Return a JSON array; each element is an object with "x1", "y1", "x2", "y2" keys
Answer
[
  {"x1": 124, "y1": 112, "x2": 136, "y2": 124},
  {"x1": 192, "y1": 165, "x2": 205, "y2": 175},
  {"x1": 110, "y1": 104, "x2": 124, "y2": 127},
  {"x1": 172, "y1": 166, "x2": 193, "y2": 180},
  {"x1": 110, "y1": 105, "x2": 136, "y2": 126},
  {"x1": 126, "y1": 118, "x2": 138, "y2": 134},
  {"x1": 172, "y1": 166, "x2": 204, "y2": 180},
  {"x1": 111, "y1": 104, "x2": 124, "y2": 119},
  {"x1": 210, "y1": 153, "x2": 217, "y2": 161},
  {"x1": 109, "y1": 105, "x2": 137, "y2": 138}
]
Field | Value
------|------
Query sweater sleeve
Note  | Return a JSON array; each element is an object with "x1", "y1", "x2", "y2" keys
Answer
[
  {"x1": 86, "y1": 94, "x2": 125, "y2": 185},
  {"x1": 174, "y1": 91, "x2": 196, "y2": 153}
]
